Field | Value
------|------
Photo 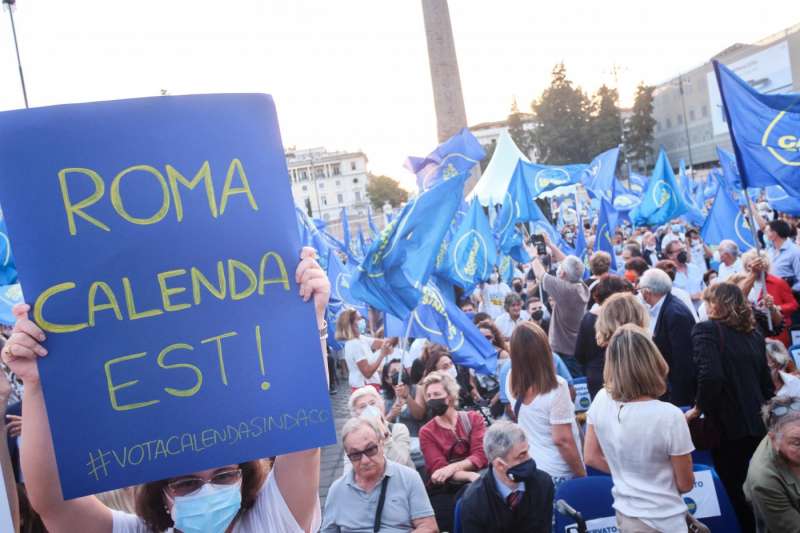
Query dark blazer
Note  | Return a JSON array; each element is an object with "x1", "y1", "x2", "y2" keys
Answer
[
  {"x1": 653, "y1": 292, "x2": 697, "y2": 406},
  {"x1": 574, "y1": 312, "x2": 604, "y2": 398},
  {"x1": 692, "y1": 320, "x2": 773, "y2": 441},
  {"x1": 459, "y1": 465, "x2": 553, "y2": 533}
]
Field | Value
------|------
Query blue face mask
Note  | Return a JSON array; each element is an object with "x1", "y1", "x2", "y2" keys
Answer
[
  {"x1": 357, "y1": 318, "x2": 367, "y2": 334},
  {"x1": 171, "y1": 482, "x2": 242, "y2": 533}
]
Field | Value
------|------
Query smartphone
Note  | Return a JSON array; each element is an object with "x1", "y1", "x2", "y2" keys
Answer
[{"x1": 532, "y1": 234, "x2": 547, "y2": 256}]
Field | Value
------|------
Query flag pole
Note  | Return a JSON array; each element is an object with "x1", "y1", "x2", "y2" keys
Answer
[
  {"x1": 713, "y1": 60, "x2": 773, "y2": 331},
  {"x1": 519, "y1": 222, "x2": 546, "y2": 303},
  {"x1": 742, "y1": 190, "x2": 773, "y2": 331}
]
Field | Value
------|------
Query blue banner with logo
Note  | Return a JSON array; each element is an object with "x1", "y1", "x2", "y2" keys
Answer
[
  {"x1": 594, "y1": 198, "x2": 618, "y2": 271},
  {"x1": 0, "y1": 95, "x2": 336, "y2": 498},
  {"x1": 634, "y1": 149, "x2": 688, "y2": 226},
  {"x1": 405, "y1": 128, "x2": 484, "y2": 193},
  {"x1": 521, "y1": 160, "x2": 588, "y2": 198},
  {"x1": 350, "y1": 172, "x2": 468, "y2": 319},
  {"x1": 438, "y1": 199, "x2": 497, "y2": 291},
  {"x1": 714, "y1": 60, "x2": 800, "y2": 197},
  {"x1": 701, "y1": 186, "x2": 755, "y2": 250},
  {"x1": 580, "y1": 147, "x2": 620, "y2": 201}
]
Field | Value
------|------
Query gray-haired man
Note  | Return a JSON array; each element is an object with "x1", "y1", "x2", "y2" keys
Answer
[
  {"x1": 321, "y1": 417, "x2": 438, "y2": 532},
  {"x1": 459, "y1": 421, "x2": 553, "y2": 532}
]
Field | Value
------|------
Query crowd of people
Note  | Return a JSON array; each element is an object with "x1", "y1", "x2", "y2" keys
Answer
[{"x1": 3, "y1": 206, "x2": 800, "y2": 532}]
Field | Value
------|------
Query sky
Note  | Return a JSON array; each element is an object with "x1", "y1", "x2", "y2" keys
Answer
[{"x1": 0, "y1": 1, "x2": 798, "y2": 190}]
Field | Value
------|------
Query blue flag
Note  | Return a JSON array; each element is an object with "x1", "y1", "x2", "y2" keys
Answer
[
  {"x1": 296, "y1": 207, "x2": 333, "y2": 270},
  {"x1": 594, "y1": 198, "x2": 618, "y2": 271},
  {"x1": 522, "y1": 161, "x2": 588, "y2": 198},
  {"x1": 716, "y1": 147, "x2": 745, "y2": 193},
  {"x1": 438, "y1": 199, "x2": 497, "y2": 291},
  {"x1": 704, "y1": 169, "x2": 721, "y2": 200},
  {"x1": 677, "y1": 160, "x2": 706, "y2": 227},
  {"x1": 496, "y1": 252, "x2": 514, "y2": 285},
  {"x1": 581, "y1": 147, "x2": 620, "y2": 201},
  {"x1": 766, "y1": 185, "x2": 800, "y2": 216},
  {"x1": 494, "y1": 162, "x2": 536, "y2": 263},
  {"x1": 701, "y1": 186, "x2": 755, "y2": 250},
  {"x1": 406, "y1": 128, "x2": 485, "y2": 192},
  {"x1": 634, "y1": 149, "x2": 688, "y2": 226},
  {"x1": 389, "y1": 282, "x2": 497, "y2": 375},
  {"x1": 713, "y1": 60, "x2": 800, "y2": 197},
  {"x1": 629, "y1": 172, "x2": 648, "y2": 194},
  {"x1": 340, "y1": 206, "x2": 361, "y2": 263},
  {"x1": 326, "y1": 249, "x2": 369, "y2": 317},
  {"x1": 350, "y1": 173, "x2": 468, "y2": 318},
  {"x1": 0, "y1": 283, "x2": 22, "y2": 326},
  {"x1": 575, "y1": 214, "x2": 588, "y2": 259}
]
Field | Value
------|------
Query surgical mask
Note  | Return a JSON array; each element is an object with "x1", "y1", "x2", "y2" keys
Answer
[
  {"x1": 671, "y1": 224, "x2": 682, "y2": 233},
  {"x1": 489, "y1": 273, "x2": 499, "y2": 284},
  {"x1": 512, "y1": 283, "x2": 523, "y2": 292},
  {"x1": 676, "y1": 250, "x2": 688, "y2": 264},
  {"x1": 506, "y1": 458, "x2": 538, "y2": 482},
  {"x1": 646, "y1": 244, "x2": 656, "y2": 251},
  {"x1": 530, "y1": 309, "x2": 544, "y2": 321},
  {"x1": 360, "y1": 405, "x2": 381, "y2": 420},
  {"x1": 446, "y1": 366, "x2": 458, "y2": 380},
  {"x1": 427, "y1": 398, "x2": 449, "y2": 417},
  {"x1": 759, "y1": 209, "x2": 773, "y2": 220},
  {"x1": 564, "y1": 232, "x2": 574, "y2": 240},
  {"x1": 357, "y1": 318, "x2": 367, "y2": 334},
  {"x1": 170, "y1": 482, "x2": 242, "y2": 533}
]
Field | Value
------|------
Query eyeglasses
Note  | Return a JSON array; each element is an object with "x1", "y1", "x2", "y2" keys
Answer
[
  {"x1": 347, "y1": 443, "x2": 381, "y2": 463},
  {"x1": 771, "y1": 400, "x2": 800, "y2": 419},
  {"x1": 165, "y1": 468, "x2": 242, "y2": 497}
]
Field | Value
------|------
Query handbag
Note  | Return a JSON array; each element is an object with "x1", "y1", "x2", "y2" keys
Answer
[{"x1": 688, "y1": 322, "x2": 724, "y2": 451}]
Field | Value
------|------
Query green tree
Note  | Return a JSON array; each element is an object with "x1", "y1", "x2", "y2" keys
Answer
[
  {"x1": 366, "y1": 174, "x2": 408, "y2": 209},
  {"x1": 479, "y1": 141, "x2": 496, "y2": 172},
  {"x1": 625, "y1": 82, "x2": 657, "y2": 171},
  {"x1": 531, "y1": 63, "x2": 592, "y2": 164},
  {"x1": 589, "y1": 85, "x2": 622, "y2": 156},
  {"x1": 507, "y1": 96, "x2": 534, "y2": 158}
]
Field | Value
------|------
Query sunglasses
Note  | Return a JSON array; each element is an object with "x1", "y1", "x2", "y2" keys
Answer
[
  {"x1": 165, "y1": 468, "x2": 242, "y2": 497},
  {"x1": 771, "y1": 400, "x2": 800, "y2": 419},
  {"x1": 347, "y1": 443, "x2": 380, "y2": 463},
  {"x1": 484, "y1": 335, "x2": 494, "y2": 341}
]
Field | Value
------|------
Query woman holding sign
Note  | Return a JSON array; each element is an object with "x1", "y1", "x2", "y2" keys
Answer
[{"x1": 2, "y1": 247, "x2": 329, "y2": 533}]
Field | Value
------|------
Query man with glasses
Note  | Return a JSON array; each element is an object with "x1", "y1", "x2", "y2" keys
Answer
[
  {"x1": 322, "y1": 417, "x2": 438, "y2": 532},
  {"x1": 745, "y1": 396, "x2": 800, "y2": 532},
  {"x1": 664, "y1": 239, "x2": 705, "y2": 309}
]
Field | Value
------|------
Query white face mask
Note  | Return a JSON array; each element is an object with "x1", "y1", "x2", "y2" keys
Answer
[
  {"x1": 360, "y1": 404, "x2": 382, "y2": 420},
  {"x1": 446, "y1": 367, "x2": 458, "y2": 380},
  {"x1": 489, "y1": 273, "x2": 499, "y2": 284}
]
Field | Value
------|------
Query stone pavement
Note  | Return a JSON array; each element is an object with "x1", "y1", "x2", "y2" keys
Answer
[{"x1": 319, "y1": 383, "x2": 350, "y2": 507}]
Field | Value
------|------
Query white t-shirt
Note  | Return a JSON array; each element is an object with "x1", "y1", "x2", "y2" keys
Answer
[
  {"x1": 717, "y1": 258, "x2": 743, "y2": 282},
  {"x1": 480, "y1": 283, "x2": 511, "y2": 319},
  {"x1": 111, "y1": 469, "x2": 320, "y2": 533},
  {"x1": 587, "y1": 389, "x2": 694, "y2": 531},
  {"x1": 777, "y1": 371, "x2": 800, "y2": 397},
  {"x1": 505, "y1": 375, "x2": 583, "y2": 478},
  {"x1": 344, "y1": 337, "x2": 382, "y2": 389},
  {"x1": 405, "y1": 338, "x2": 429, "y2": 369}
]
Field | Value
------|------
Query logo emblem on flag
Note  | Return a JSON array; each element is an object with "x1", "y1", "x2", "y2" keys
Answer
[
  {"x1": 652, "y1": 181, "x2": 672, "y2": 208},
  {"x1": 763, "y1": 111, "x2": 800, "y2": 166},
  {"x1": 534, "y1": 167, "x2": 570, "y2": 191}
]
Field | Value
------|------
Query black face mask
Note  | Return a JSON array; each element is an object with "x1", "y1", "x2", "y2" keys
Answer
[
  {"x1": 506, "y1": 458, "x2": 538, "y2": 482},
  {"x1": 676, "y1": 251, "x2": 688, "y2": 264},
  {"x1": 513, "y1": 283, "x2": 523, "y2": 292},
  {"x1": 530, "y1": 309, "x2": 544, "y2": 321},
  {"x1": 427, "y1": 398, "x2": 449, "y2": 417}
]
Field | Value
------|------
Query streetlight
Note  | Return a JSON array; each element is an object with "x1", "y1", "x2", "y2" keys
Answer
[
  {"x1": 2, "y1": 0, "x2": 29, "y2": 108},
  {"x1": 675, "y1": 73, "x2": 695, "y2": 178}
]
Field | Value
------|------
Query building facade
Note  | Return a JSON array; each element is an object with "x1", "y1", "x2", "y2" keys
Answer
[
  {"x1": 652, "y1": 23, "x2": 800, "y2": 169},
  {"x1": 286, "y1": 147, "x2": 370, "y2": 223},
  {"x1": 469, "y1": 112, "x2": 537, "y2": 159}
]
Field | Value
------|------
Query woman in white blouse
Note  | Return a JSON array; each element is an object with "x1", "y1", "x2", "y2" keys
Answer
[
  {"x1": 505, "y1": 321, "x2": 586, "y2": 488},
  {"x1": 1, "y1": 247, "x2": 328, "y2": 533},
  {"x1": 584, "y1": 324, "x2": 695, "y2": 533}
]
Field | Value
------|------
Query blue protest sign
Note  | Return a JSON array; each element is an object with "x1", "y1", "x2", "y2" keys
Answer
[{"x1": 0, "y1": 95, "x2": 336, "y2": 498}]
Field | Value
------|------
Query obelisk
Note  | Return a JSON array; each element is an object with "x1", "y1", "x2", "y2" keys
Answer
[{"x1": 421, "y1": 0, "x2": 480, "y2": 192}]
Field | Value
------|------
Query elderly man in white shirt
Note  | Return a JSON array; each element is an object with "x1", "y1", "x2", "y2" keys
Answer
[
  {"x1": 494, "y1": 292, "x2": 530, "y2": 340},
  {"x1": 716, "y1": 239, "x2": 743, "y2": 283}
]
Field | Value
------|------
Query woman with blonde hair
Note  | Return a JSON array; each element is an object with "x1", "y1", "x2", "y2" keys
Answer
[
  {"x1": 335, "y1": 308, "x2": 389, "y2": 392},
  {"x1": 584, "y1": 324, "x2": 696, "y2": 533},
  {"x1": 594, "y1": 292, "x2": 649, "y2": 348},
  {"x1": 689, "y1": 281, "x2": 774, "y2": 531},
  {"x1": 506, "y1": 322, "x2": 585, "y2": 489},
  {"x1": 347, "y1": 386, "x2": 413, "y2": 468}
]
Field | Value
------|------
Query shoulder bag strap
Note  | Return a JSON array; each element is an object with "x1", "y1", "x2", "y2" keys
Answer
[
  {"x1": 373, "y1": 476, "x2": 390, "y2": 533},
  {"x1": 513, "y1": 396, "x2": 523, "y2": 422}
]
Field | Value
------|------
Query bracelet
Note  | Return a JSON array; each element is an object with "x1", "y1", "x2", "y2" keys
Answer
[{"x1": 318, "y1": 320, "x2": 328, "y2": 340}]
